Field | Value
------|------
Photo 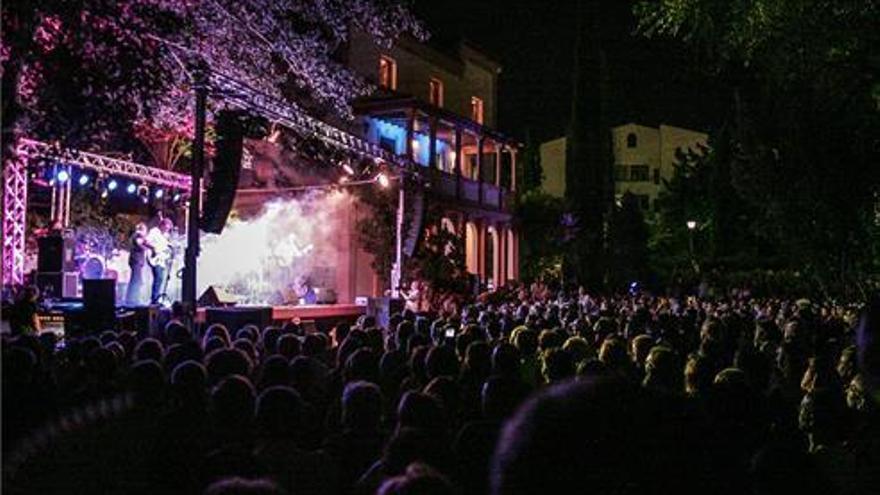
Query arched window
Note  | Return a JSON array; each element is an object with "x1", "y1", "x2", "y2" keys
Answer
[{"x1": 626, "y1": 132, "x2": 638, "y2": 148}]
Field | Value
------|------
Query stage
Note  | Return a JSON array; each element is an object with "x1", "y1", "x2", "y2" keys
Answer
[{"x1": 195, "y1": 303, "x2": 366, "y2": 328}]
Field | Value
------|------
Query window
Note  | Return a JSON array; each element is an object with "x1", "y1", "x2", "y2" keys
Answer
[
  {"x1": 626, "y1": 132, "x2": 638, "y2": 148},
  {"x1": 653, "y1": 168, "x2": 661, "y2": 184},
  {"x1": 429, "y1": 78, "x2": 444, "y2": 107},
  {"x1": 630, "y1": 165, "x2": 649, "y2": 182},
  {"x1": 471, "y1": 96, "x2": 484, "y2": 124},
  {"x1": 378, "y1": 55, "x2": 397, "y2": 90}
]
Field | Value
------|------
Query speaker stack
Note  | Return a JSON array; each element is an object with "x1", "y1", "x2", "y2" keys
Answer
[{"x1": 36, "y1": 234, "x2": 79, "y2": 299}]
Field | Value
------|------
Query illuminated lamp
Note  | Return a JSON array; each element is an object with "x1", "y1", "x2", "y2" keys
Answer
[{"x1": 376, "y1": 172, "x2": 391, "y2": 188}]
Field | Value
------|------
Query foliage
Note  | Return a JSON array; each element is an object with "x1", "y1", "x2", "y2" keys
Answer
[
  {"x1": 2, "y1": 0, "x2": 426, "y2": 156},
  {"x1": 409, "y1": 219, "x2": 470, "y2": 306},
  {"x1": 353, "y1": 180, "x2": 404, "y2": 290},
  {"x1": 516, "y1": 190, "x2": 567, "y2": 282},
  {"x1": 564, "y1": 0, "x2": 614, "y2": 288},
  {"x1": 636, "y1": 0, "x2": 880, "y2": 295}
]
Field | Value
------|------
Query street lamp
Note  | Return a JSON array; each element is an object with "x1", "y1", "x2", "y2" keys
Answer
[{"x1": 686, "y1": 220, "x2": 698, "y2": 274}]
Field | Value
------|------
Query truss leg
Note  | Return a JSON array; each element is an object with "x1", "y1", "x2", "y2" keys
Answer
[{"x1": 2, "y1": 150, "x2": 28, "y2": 286}]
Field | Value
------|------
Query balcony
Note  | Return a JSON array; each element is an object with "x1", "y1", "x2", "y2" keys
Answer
[{"x1": 354, "y1": 95, "x2": 519, "y2": 215}]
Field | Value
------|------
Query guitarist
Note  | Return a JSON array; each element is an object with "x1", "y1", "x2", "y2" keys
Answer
[{"x1": 146, "y1": 218, "x2": 174, "y2": 304}]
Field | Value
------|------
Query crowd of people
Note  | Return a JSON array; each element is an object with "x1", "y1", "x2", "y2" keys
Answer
[{"x1": 2, "y1": 281, "x2": 879, "y2": 495}]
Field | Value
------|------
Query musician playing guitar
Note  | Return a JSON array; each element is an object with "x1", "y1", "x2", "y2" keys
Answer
[{"x1": 146, "y1": 218, "x2": 174, "y2": 305}]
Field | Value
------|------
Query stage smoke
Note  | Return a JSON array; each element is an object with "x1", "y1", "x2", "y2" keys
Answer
[{"x1": 197, "y1": 190, "x2": 354, "y2": 305}]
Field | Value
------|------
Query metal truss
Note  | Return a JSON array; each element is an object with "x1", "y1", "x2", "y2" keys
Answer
[
  {"x1": 2, "y1": 139, "x2": 191, "y2": 286},
  {"x1": 209, "y1": 72, "x2": 401, "y2": 165},
  {"x1": 17, "y1": 138, "x2": 191, "y2": 189},
  {"x1": 2, "y1": 154, "x2": 28, "y2": 286}
]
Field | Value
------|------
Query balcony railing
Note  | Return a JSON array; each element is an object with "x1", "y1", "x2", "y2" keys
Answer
[{"x1": 425, "y1": 167, "x2": 512, "y2": 212}]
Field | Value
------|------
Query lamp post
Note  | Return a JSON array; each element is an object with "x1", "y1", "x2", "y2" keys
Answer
[
  {"x1": 375, "y1": 171, "x2": 404, "y2": 299},
  {"x1": 686, "y1": 220, "x2": 698, "y2": 274},
  {"x1": 182, "y1": 67, "x2": 207, "y2": 319}
]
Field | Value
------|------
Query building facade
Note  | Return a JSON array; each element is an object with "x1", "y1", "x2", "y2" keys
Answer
[
  {"x1": 345, "y1": 32, "x2": 520, "y2": 291},
  {"x1": 540, "y1": 123, "x2": 707, "y2": 210}
]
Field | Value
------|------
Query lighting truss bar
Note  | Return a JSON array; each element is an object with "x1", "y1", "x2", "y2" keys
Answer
[
  {"x1": 209, "y1": 72, "x2": 401, "y2": 165},
  {"x1": 17, "y1": 138, "x2": 191, "y2": 190}
]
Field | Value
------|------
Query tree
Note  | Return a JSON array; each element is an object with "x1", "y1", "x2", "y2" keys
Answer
[
  {"x1": 564, "y1": 0, "x2": 614, "y2": 289},
  {"x1": 637, "y1": 0, "x2": 880, "y2": 294},
  {"x1": 2, "y1": 0, "x2": 425, "y2": 160},
  {"x1": 516, "y1": 190, "x2": 567, "y2": 282},
  {"x1": 608, "y1": 192, "x2": 650, "y2": 287}
]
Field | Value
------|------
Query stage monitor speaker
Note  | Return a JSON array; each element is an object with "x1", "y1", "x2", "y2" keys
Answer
[
  {"x1": 206, "y1": 307, "x2": 272, "y2": 333},
  {"x1": 199, "y1": 286, "x2": 239, "y2": 307},
  {"x1": 202, "y1": 110, "x2": 263, "y2": 234},
  {"x1": 366, "y1": 297, "x2": 404, "y2": 330},
  {"x1": 38, "y1": 235, "x2": 76, "y2": 272},
  {"x1": 36, "y1": 272, "x2": 79, "y2": 299}
]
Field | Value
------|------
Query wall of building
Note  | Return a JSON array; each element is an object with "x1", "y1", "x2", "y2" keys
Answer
[
  {"x1": 346, "y1": 31, "x2": 498, "y2": 128},
  {"x1": 539, "y1": 123, "x2": 707, "y2": 210},
  {"x1": 539, "y1": 137, "x2": 567, "y2": 198}
]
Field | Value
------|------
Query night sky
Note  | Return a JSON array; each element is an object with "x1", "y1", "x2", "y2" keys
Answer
[{"x1": 412, "y1": 0, "x2": 723, "y2": 143}]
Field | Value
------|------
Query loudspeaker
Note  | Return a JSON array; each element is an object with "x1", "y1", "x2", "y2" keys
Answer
[
  {"x1": 198, "y1": 286, "x2": 239, "y2": 307},
  {"x1": 403, "y1": 188, "x2": 426, "y2": 258},
  {"x1": 83, "y1": 278, "x2": 117, "y2": 329},
  {"x1": 202, "y1": 110, "x2": 248, "y2": 234},
  {"x1": 36, "y1": 272, "x2": 78, "y2": 299},
  {"x1": 38, "y1": 235, "x2": 76, "y2": 272},
  {"x1": 206, "y1": 307, "x2": 272, "y2": 333},
  {"x1": 366, "y1": 297, "x2": 404, "y2": 330}
]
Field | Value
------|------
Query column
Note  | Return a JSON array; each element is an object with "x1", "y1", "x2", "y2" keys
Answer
[
  {"x1": 510, "y1": 148, "x2": 518, "y2": 191},
  {"x1": 454, "y1": 127, "x2": 462, "y2": 199},
  {"x1": 428, "y1": 116, "x2": 438, "y2": 169},
  {"x1": 495, "y1": 146, "x2": 502, "y2": 187},
  {"x1": 499, "y1": 226, "x2": 508, "y2": 287},
  {"x1": 477, "y1": 137, "x2": 485, "y2": 203},
  {"x1": 406, "y1": 108, "x2": 416, "y2": 162}
]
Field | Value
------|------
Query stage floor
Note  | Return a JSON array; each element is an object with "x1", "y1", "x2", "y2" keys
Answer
[{"x1": 195, "y1": 303, "x2": 365, "y2": 325}]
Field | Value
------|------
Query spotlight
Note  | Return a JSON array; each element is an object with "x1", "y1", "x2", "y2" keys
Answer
[
  {"x1": 342, "y1": 163, "x2": 355, "y2": 175},
  {"x1": 173, "y1": 192, "x2": 181, "y2": 202},
  {"x1": 127, "y1": 183, "x2": 137, "y2": 194},
  {"x1": 78, "y1": 174, "x2": 90, "y2": 186},
  {"x1": 101, "y1": 189, "x2": 109, "y2": 199},
  {"x1": 154, "y1": 189, "x2": 164, "y2": 199},
  {"x1": 376, "y1": 172, "x2": 391, "y2": 188},
  {"x1": 56, "y1": 169, "x2": 70, "y2": 183},
  {"x1": 108, "y1": 179, "x2": 118, "y2": 191}
]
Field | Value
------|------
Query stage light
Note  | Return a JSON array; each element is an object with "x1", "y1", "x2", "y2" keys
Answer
[
  {"x1": 376, "y1": 172, "x2": 390, "y2": 188},
  {"x1": 342, "y1": 163, "x2": 355, "y2": 175},
  {"x1": 101, "y1": 189, "x2": 109, "y2": 199},
  {"x1": 56, "y1": 169, "x2": 70, "y2": 183},
  {"x1": 154, "y1": 188, "x2": 164, "y2": 199},
  {"x1": 108, "y1": 179, "x2": 118, "y2": 191},
  {"x1": 78, "y1": 174, "x2": 89, "y2": 186},
  {"x1": 173, "y1": 192, "x2": 181, "y2": 202},
  {"x1": 127, "y1": 183, "x2": 137, "y2": 194}
]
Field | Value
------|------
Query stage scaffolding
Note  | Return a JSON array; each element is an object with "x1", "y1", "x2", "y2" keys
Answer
[
  {"x1": 3, "y1": 71, "x2": 414, "y2": 289},
  {"x1": 2, "y1": 139, "x2": 191, "y2": 286}
]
